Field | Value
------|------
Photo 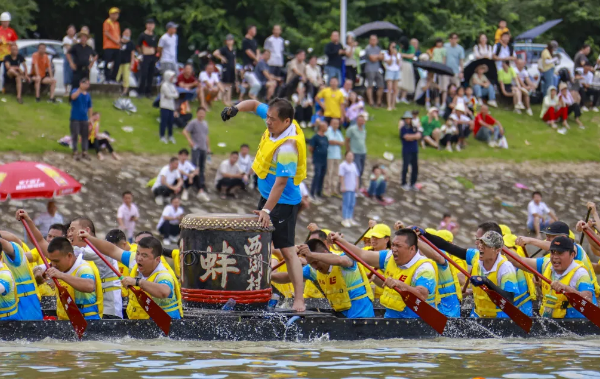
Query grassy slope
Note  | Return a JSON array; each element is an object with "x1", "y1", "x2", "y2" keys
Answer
[{"x1": 1, "y1": 95, "x2": 599, "y2": 161}]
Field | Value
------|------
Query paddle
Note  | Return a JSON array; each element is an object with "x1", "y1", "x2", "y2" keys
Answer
[
  {"x1": 333, "y1": 241, "x2": 448, "y2": 335},
  {"x1": 20, "y1": 219, "x2": 88, "y2": 339},
  {"x1": 501, "y1": 245, "x2": 600, "y2": 329},
  {"x1": 83, "y1": 238, "x2": 172, "y2": 336},
  {"x1": 354, "y1": 227, "x2": 371, "y2": 245},
  {"x1": 580, "y1": 208, "x2": 593, "y2": 245},
  {"x1": 584, "y1": 228, "x2": 600, "y2": 250},
  {"x1": 419, "y1": 235, "x2": 532, "y2": 333}
]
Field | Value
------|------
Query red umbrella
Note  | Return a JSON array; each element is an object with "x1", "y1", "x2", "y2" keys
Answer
[{"x1": 0, "y1": 161, "x2": 82, "y2": 201}]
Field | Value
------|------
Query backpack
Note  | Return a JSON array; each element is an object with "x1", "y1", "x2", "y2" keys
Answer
[{"x1": 494, "y1": 43, "x2": 514, "y2": 59}]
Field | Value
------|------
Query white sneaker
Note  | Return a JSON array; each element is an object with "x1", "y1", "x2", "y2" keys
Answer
[
  {"x1": 155, "y1": 196, "x2": 164, "y2": 206},
  {"x1": 197, "y1": 191, "x2": 210, "y2": 202},
  {"x1": 488, "y1": 141, "x2": 497, "y2": 148},
  {"x1": 593, "y1": 107, "x2": 599, "y2": 112},
  {"x1": 455, "y1": 144, "x2": 461, "y2": 152},
  {"x1": 350, "y1": 219, "x2": 359, "y2": 226},
  {"x1": 401, "y1": 184, "x2": 411, "y2": 191},
  {"x1": 400, "y1": 98, "x2": 409, "y2": 104},
  {"x1": 160, "y1": 137, "x2": 168, "y2": 144},
  {"x1": 163, "y1": 237, "x2": 172, "y2": 245},
  {"x1": 446, "y1": 144, "x2": 453, "y2": 152},
  {"x1": 516, "y1": 102, "x2": 525, "y2": 110},
  {"x1": 526, "y1": 108, "x2": 533, "y2": 116},
  {"x1": 300, "y1": 121, "x2": 307, "y2": 129},
  {"x1": 181, "y1": 189, "x2": 189, "y2": 201},
  {"x1": 487, "y1": 100, "x2": 498, "y2": 108},
  {"x1": 169, "y1": 136, "x2": 176, "y2": 144},
  {"x1": 579, "y1": 124, "x2": 586, "y2": 129},
  {"x1": 514, "y1": 109, "x2": 522, "y2": 114},
  {"x1": 582, "y1": 106, "x2": 589, "y2": 112},
  {"x1": 341, "y1": 219, "x2": 351, "y2": 228},
  {"x1": 557, "y1": 127, "x2": 568, "y2": 135}
]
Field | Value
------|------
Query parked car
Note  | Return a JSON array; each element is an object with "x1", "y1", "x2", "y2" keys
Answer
[{"x1": 0, "y1": 39, "x2": 138, "y2": 96}]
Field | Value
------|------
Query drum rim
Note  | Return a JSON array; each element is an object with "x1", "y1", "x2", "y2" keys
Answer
[{"x1": 180, "y1": 213, "x2": 274, "y2": 232}]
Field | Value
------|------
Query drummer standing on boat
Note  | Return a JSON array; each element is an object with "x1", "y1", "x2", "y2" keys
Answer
[{"x1": 222, "y1": 98, "x2": 307, "y2": 312}]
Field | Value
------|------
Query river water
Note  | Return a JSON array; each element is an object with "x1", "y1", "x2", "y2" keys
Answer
[{"x1": 1, "y1": 337, "x2": 599, "y2": 378}]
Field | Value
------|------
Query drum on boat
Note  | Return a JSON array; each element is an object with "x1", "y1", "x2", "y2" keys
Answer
[{"x1": 180, "y1": 213, "x2": 274, "y2": 309}]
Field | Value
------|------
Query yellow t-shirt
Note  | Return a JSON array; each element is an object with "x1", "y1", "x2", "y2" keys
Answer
[
  {"x1": 540, "y1": 49, "x2": 555, "y2": 73},
  {"x1": 494, "y1": 27, "x2": 509, "y2": 44},
  {"x1": 316, "y1": 87, "x2": 345, "y2": 118},
  {"x1": 498, "y1": 66, "x2": 517, "y2": 85}
]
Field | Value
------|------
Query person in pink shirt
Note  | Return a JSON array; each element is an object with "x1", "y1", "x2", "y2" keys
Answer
[
  {"x1": 439, "y1": 213, "x2": 459, "y2": 234},
  {"x1": 117, "y1": 191, "x2": 140, "y2": 243}
]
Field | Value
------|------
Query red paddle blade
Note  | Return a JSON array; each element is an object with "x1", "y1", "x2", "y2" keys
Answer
[
  {"x1": 564, "y1": 292, "x2": 600, "y2": 329},
  {"x1": 395, "y1": 288, "x2": 448, "y2": 335},
  {"x1": 482, "y1": 285, "x2": 532, "y2": 333},
  {"x1": 56, "y1": 283, "x2": 88, "y2": 339},
  {"x1": 131, "y1": 287, "x2": 172, "y2": 336}
]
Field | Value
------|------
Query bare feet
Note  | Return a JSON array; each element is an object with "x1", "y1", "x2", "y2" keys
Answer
[
  {"x1": 97, "y1": 153, "x2": 105, "y2": 161},
  {"x1": 292, "y1": 298, "x2": 306, "y2": 312},
  {"x1": 112, "y1": 152, "x2": 121, "y2": 160}
]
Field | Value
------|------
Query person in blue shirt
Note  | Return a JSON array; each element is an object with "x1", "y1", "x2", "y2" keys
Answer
[
  {"x1": 70, "y1": 77, "x2": 93, "y2": 161},
  {"x1": 308, "y1": 121, "x2": 329, "y2": 199},
  {"x1": 399, "y1": 111, "x2": 421, "y2": 191}
]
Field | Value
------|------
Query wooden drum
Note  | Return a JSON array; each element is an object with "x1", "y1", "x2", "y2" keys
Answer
[{"x1": 179, "y1": 213, "x2": 275, "y2": 309}]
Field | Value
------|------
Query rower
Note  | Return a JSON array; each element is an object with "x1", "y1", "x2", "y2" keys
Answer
[
  {"x1": 368, "y1": 224, "x2": 392, "y2": 299},
  {"x1": 272, "y1": 239, "x2": 375, "y2": 318},
  {"x1": 38, "y1": 237, "x2": 104, "y2": 320},
  {"x1": 78, "y1": 232, "x2": 182, "y2": 319},
  {"x1": 331, "y1": 229, "x2": 437, "y2": 318},
  {"x1": 30, "y1": 223, "x2": 68, "y2": 297},
  {"x1": 0, "y1": 253, "x2": 19, "y2": 321},
  {"x1": 423, "y1": 223, "x2": 530, "y2": 318},
  {"x1": 270, "y1": 246, "x2": 295, "y2": 299},
  {"x1": 508, "y1": 236, "x2": 597, "y2": 318},
  {"x1": 503, "y1": 233, "x2": 537, "y2": 312}
]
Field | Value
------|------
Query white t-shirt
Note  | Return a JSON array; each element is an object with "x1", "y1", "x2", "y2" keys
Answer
[
  {"x1": 178, "y1": 160, "x2": 196, "y2": 180},
  {"x1": 383, "y1": 51, "x2": 400, "y2": 71},
  {"x1": 237, "y1": 153, "x2": 254, "y2": 174},
  {"x1": 158, "y1": 33, "x2": 178, "y2": 64},
  {"x1": 474, "y1": 44, "x2": 493, "y2": 59},
  {"x1": 479, "y1": 252, "x2": 516, "y2": 286},
  {"x1": 264, "y1": 35, "x2": 284, "y2": 67},
  {"x1": 516, "y1": 67, "x2": 529, "y2": 83},
  {"x1": 62, "y1": 35, "x2": 75, "y2": 55},
  {"x1": 338, "y1": 161, "x2": 359, "y2": 192},
  {"x1": 117, "y1": 203, "x2": 140, "y2": 240},
  {"x1": 299, "y1": 182, "x2": 309, "y2": 198},
  {"x1": 200, "y1": 71, "x2": 220, "y2": 86},
  {"x1": 157, "y1": 204, "x2": 184, "y2": 229},
  {"x1": 214, "y1": 159, "x2": 244, "y2": 185},
  {"x1": 450, "y1": 113, "x2": 471, "y2": 125},
  {"x1": 527, "y1": 200, "x2": 551, "y2": 224},
  {"x1": 152, "y1": 165, "x2": 182, "y2": 190},
  {"x1": 494, "y1": 44, "x2": 516, "y2": 70},
  {"x1": 583, "y1": 71, "x2": 594, "y2": 86}
]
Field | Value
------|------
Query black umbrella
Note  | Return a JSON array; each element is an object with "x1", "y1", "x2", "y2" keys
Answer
[
  {"x1": 463, "y1": 58, "x2": 498, "y2": 86},
  {"x1": 413, "y1": 60, "x2": 454, "y2": 76},
  {"x1": 351, "y1": 21, "x2": 402, "y2": 39}
]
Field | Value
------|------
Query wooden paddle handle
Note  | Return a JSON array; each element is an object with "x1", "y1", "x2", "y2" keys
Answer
[
  {"x1": 501, "y1": 247, "x2": 551, "y2": 286},
  {"x1": 271, "y1": 259, "x2": 285, "y2": 271},
  {"x1": 419, "y1": 236, "x2": 471, "y2": 278},
  {"x1": 584, "y1": 228, "x2": 600, "y2": 247},
  {"x1": 21, "y1": 219, "x2": 61, "y2": 288},
  {"x1": 83, "y1": 238, "x2": 123, "y2": 279},
  {"x1": 333, "y1": 242, "x2": 385, "y2": 283},
  {"x1": 580, "y1": 209, "x2": 592, "y2": 245}
]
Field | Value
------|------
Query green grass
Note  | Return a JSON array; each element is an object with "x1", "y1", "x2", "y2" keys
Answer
[
  {"x1": 1, "y1": 95, "x2": 599, "y2": 161},
  {"x1": 455, "y1": 176, "x2": 474, "y2": 189}
]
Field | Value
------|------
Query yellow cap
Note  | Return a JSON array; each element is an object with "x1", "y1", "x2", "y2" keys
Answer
[
  {"x1": 364, "y1": 229, "x2": 373, "y2": 239},
  {"x1": 503, "y1": 234, "x2": 517, "y2": 248},
  {"x1": 499, "y1": 224, "x2": 511, "y2": 237},
  {"x1": 109, "y1": 7, "x2": 120, "y2": 14},
  {"x1": 321, "y1": 228, "x2": 332, "y2": 236},
  {"x1": 425, "y1": 228, "x2": 437, "y2": 236},
  {"x1": 436, "y1": 230, "x2": 454, "y2": 243},
  {"x1": 370, "y1": 224, "x2": 391, "y2": 239},
  {"x1": 569, "y1": 230, "x2": 575, "y2": 240}
]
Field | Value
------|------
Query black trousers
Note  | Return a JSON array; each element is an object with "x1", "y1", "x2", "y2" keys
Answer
[
  {"x1": 568, "y1": 103, "x2": 582, "y2": 118},
  {"x1": 159, "y1": 223, "x2": 180, "y2": 238},
  {"x1": 183, "y1": 175, "x2": 201, "y2": 191},
  {"x1": 72, "y1": 68, "x2": 90, "y2": 89},
  {"x1": 139, "y1": 55, "x2": 156, "y2": 96},
  {"x1": 103, "y1": 48, "x2": 120, "y2": 82},
  {"x1": 295, "y1": 105, "x2": 313, "y2": 123},
  {"x1": 401, "y1": 151, "x2": 418, "y2": 186},
  {"x1": 580, "y1": 87, "x2": 600, "y2": 107},
  {"x1": 345, "y1": 66, "x2": 357, "y2": 86},
  {"x1": 191, "y1": 148, "x2": 207, "y2": 190},
  {"x1": 216, "y1": 178, "x2": 245, "y2": 192},
  {"x1": 90, "y1": 138, "x2": 114, "y2": 153}
]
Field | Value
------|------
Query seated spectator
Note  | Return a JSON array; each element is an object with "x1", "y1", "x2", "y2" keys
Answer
[
  {"x1": 344, "y1": 91, "x2": 364, "y2": 128},
  {"x1": 177, "y1": 148, "x2": 203, "y2": 201},
  {"x1": 439, "y1": 213, "x2": 459, "y2": 234},
  {"x1": 151, "y1": 157, "x2": 183, "y2": 205},
  {"x1": 157, "y1": 197, "x2": 184, "y2": 245},
  {"x1": 473, "y1": 33, "x2": 493, "y2": 59},
  {"x1": 316, "y1": 76, "x2": 345, "y2": 124},
  {"x1": 292, "y1": 83, "x2": 313, "y2": 128},
  {"x1": 541, "y1": 86, "x2": 568, "y2": 134},
  {"x1": 470, "y1": 64, "x2": 497, "y2": 107},
  {"x1": 414, "y1": 71, "x2": 439, "y2": 109},
  {"x1": 473, "y1": 104, "x2": 507, "y2": 148},
  {"x1": 237, "y1": 144, "x2": 254, "y2": 187},
  {"x1": 239, "y1": 70, "x2": 262, "y2": 101},
  {"x1": 443, "y1": 83, "x2": 458, "y2": 119},
  {"x1": 305, "y1": 55, "x2": 323, "y2": 98},
  {"x1": 558, "y1": 82, "x2": 584, "y2": 129},
  {"x1": 88, "y1": 112, "x2": 120, "y2": 160},
  {"x1": 285, "y1": 49, "x2": 307, "y2": 98},
  {"x1": 30, "y1": 43, "x2": 57, "y2": 103},
  {"x1": 527, "y1": 191, "x2": 558, "y2": 239},
  {"x1": 420, "y1": 107, "x2": 442, "y2": 149},
  {"x1": 439, "y1": 118, "x2": 459, "y2": 152},
  {"x1": 448, "y1": 103, "x2": 472, "y2": 150},
  {"x1": 579, "y1": 63, "x2": 600, "y2": 112},
  {"x1": 463, "y1": 87, "x2": 478, "y2": 114},
  {"x1": 498, "y1": 60, "x2": 526, "y2": 114},
  {"x1": 3, "y1": 43, "x2": 29, "y2": 104},
  {"x1": 255, "y1": 50, "x2": 281, "y2": 101},
  {"x1": 452, "y1": 86, "x2": 473, "y2": 118},
  {"x1": 214, "y1": 151, "x2": 247, "y2": 199},
  {"x1": 515, "y1": 58, "x2": 536, "y2": 94},
  {"x1": 177, "y1": 63, "x2": 205, "y2": 109},
  {"x1": 200, "y1": 63, "x2": 223, "y2": 110},
  {"x1": 367, "y1": 165, "x2": 387, "y2": 201}
]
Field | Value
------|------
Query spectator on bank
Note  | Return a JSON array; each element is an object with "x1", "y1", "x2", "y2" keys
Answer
[
  {"x1": 324, "y1": 31, "x2": 344, "y2": 84},
  {"x1": 345, "y1": 91, "x2": 364, "y2": 127},
  {"x1": 3, "y1": 44, "x2": 28, "y2": 104},
  {"x1": 158, "y1": 22, "x2": 178, "y2": 74},
  {"x1": 340, "y1": 78, "x2": 354, "y2": 100},
  {"x1": 399, "y1": 36, "x2": 416, "y2": 104},
  {"x1": 102, "y1": 7, "x2": 121, "y2": 83},
  {"x1": 117, "y1": 191, "x2": 139, "y2": 243},
  {"x1": 324, "y1": 118, "x2": 344, "y2": 197},
  {"x1": 67, "y1": 29, "x2": 98, "y2": 88},
  {"x1": 136, "y1": 18, "x2": 158, "y2": 98},
  {"x1": 285, "y1": 49, "x2": 307, "y2": 98},
  {"x1": 339, "y1": 151, "x2": 359, "y2": 228},
  {"x1": 176, "y1": 148, "x2": 203, "y2": 201},
  {"x1": 345, "y1": 113, "x2": 367, "y2": 185},
  {"x1": 440, "y1": 118, "x2": 459, "y2": 152},
  {"x1": 420, "y1": 107, "x2": 442, "y2": 149},
  {"x1": 157, "y1": 197, "x2": 184, "y2": 245},
  {"x1": 30, "y1": 43, "x2": 57, "y2": 103},
  {"x1": 539, "y1": 41, "x2": 559, "y2": 97},
  {"x1": 345, "y1": 32, "x2": 360, "y2": 85},
  {"x1": 579, "y1": 63, "x2": 600, "y2": 112},
  {"x1": 399, "y1": 111, "x2": 421, "y2": 191},
  {"x1": 0, "y1": 12, "x2": 17, "y2": 62},
  {"x1": 574, "y1": 44, "x2": 591, "y2": 69},
  {"x1": 292, "y1": 86, "x2": 313, "y2": 128},
  {"x1": 384, "y1": 41, "x2": 400, "y2": 111},
  {"x1": 444, "y1": 33, "x2": 465, "y2": 95},
  {"x1": 116, "y1": 28, "x2": 134, "y2": 96},
  {"x1": 473, "y1": 33, "x2": 493, "y2": 59},
  {"x1": 306, "y1": 55, "x2": 323, "y2": 97},
  {"x1": 316, "y1": 76, "x2": 345, "y2": 124},
  {"x1": 212, "y1": 34, "x2": 236, "y2": 106},
  {"x1": 493, "y1": 32, "x2": 516, "y2": 72},
  {"x1": 443, "y1": 83, "x2": 458, "y2": 119},
  {"x1": 237, "y1": 144, "x2": 254, "y2": 185},
  {"x1": 264, "y1": 25, "x2": 285, "y2": 77},
  {"x1": 62, "y1": 25, "x2": 76, "y2": 95},
  {"x1": 70, "y1": 77, "x2": 93, "y2": 161},
  {"x1": 515, "y1": 58, "x2": 536, "y2": 93},
  {"x1": 177, "y1": 63, "x2": 203, "y2": 107},
  {"x1": 152, "y1": 157, "x2": 183, "y2": 205},
  {"x1": 182, "y1": 107, "x2": 210, "y2": 201},
  {"x1": 159, "y1": 70, "x2": 179, "y2": 144},
  {"x1": 559, "y1": 82, "x2": 584, "y2": 129},
  {"x1": 368, "y1": 165, "x2": 387, "y2": 202},
  {"x1": 498, "y1": 60, "x2": 526, "y2": 114},
  {"x1": 364, "y1": 34, "x2": 384, "y2": 108},
  {"x1": 541, "y1": 86, "x2": 568, "y2": 133},
  {"x1": 431, "y1": 38, "x2": 447, "y2": 107},
  {"x1": 495, "y1": 20, "x2": 509, "y2": 44},
  {"x1": 527, "y1": 191, "x2": 558, "y2": 239},
  {"x1": 411, "y1": 38, "x2": 421, "y2": 58},
  {"x1": 415, "y1": 71, "x2": 439, "y2": 109},
  {"x1": 200, "y1": 63, "x2": 223, "y2": 109},
  {"x1": 214, "y1": 151, "x2": 247, "y2": 199},
  {"x1": 439, "y1": 213, "x2": 459, "y2": 234},
  {"x1": 309, "y1": 121, "x2": 329, "y2": 200},
  {"x1": 473, "y1": 105, "x2": 507, "y2": 148},
  {"x1": 34, "y1": 201, "x2": 64, "y2": 237},
  {"x1": 471, "y1": 65, "x2": 497, "y2": 107},
  {"x1": 241, "y1": 25, "x2": 259, "y2": 71},
  {"x1": 448, "y1": 104, "x2": 472, "y2": 151},
  {"x1": 88, "y1": 112, "x2": 119, "y2": 160},
  {"x1": 79, "y1": 26, "x2": 95, "y2": 49},
  {"x1": 255, "y1": 50, "x2": 281, "y2": 101}
]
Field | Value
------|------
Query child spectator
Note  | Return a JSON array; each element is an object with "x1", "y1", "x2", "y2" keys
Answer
[
  {"x1": 116, "y1": 28, "x2": 135, "y2": 96},
  {"x1": 88, "y1": 112, "x2": 120, "y2": 160},
  {"x1": 70, "y1": 77, "x2": 93, "y2": 161},
  {"x1": 440, "y1": 119, "x2": 459, "y2": 152},
  {"x1": 439, "y1": 213, "x2": 459, "y2": 234},
  {"x1": 367, "y1": 165, "x2": 387, "y2": 202},
  {"x1": 117, "y1": 191, "x2": 139, "y2": 243},
  {"x1": 344, "y1": 92, "x2": 364, "y2": 128},
  {"x1": 159, "y1": 70, "x2": 179, "y2": 144},
  {"x1": 339, "y1": 151, "x2": 359, "y2": 228},
  {"x1": 494, "y1": 20, "x2": 509, "y2": 44}
]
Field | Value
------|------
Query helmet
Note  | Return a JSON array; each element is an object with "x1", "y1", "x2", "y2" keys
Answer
[{"x1": 0, "y1": 12, "x2": 11, "y2": 22}]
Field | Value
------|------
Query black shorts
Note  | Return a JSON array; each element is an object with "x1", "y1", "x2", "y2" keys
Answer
[
  {"x1": 221, "y1": 67, "x2": 236, "y2": 84},
  {"x1": 504, "y1": 84, "x2": 513, "y2": 93},
  {"x1": 258, "y1": 197, "x2": 299, "y2": 249}
]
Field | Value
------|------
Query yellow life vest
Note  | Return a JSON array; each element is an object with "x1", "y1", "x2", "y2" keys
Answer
[
  {"x1": 56, "y1": 260, "x2": 103, "y2": 320},
  {"x1": 251, "y1": 120, "x2": 307, "y2": 186},
  {"x1": 126, "y1": 264, "x2": 182, "y2": 319},
  {"x1": 316, "y1": 264, "x2": 373, "y2": 312},
  {"x1": 540, "y1": 261, "x2": 585, "y2": 318},
  {"x1": 435, "y1": 258, "x2": 463, "y2": 303},
  {"x1": 128, "y1": 244, "x2": 180, "y2": 299},
  {"x1": 26, "y1": 246, "x2": 55, "y2": 297},
  {"x1": 271, "y1": 256, "x2": 294, "y2": 298},
  {"x1": 118, "y1": 261, "x2": 130, "y2": 297},
  {"x1": 19, "y1": 243, "x2": 43, "y2": 300},
  {"x1": 576, "y1": 244, "x2": 600, "y2": 296},
  {"x1": 471, "y1": 253, "x2": 511, "y2": 318},
  {"x1": 380, "y1": 255, "x2": 438, "y2": 313},
  {"x1": 172, "y1": 249, "x2": 181, "y2": 280},
  {"x1": 372, "y1": 268, "x2": 385, "y2": 299},
  {"x1": 514, "y1": 245, "x2": 537, "y2": 301},
  {"x1": 304, "y1": 279, "x2": 325, "y2": 298},
  {"x1": 0, "y1": 266, "x2": 18, "y2": 319}
]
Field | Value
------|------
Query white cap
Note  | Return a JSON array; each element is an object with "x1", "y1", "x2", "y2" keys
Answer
[
  {"x1": 455, "y1": 103, "x2": 466, "y2": 113},
  {"x1": 0, "y1": 12, "x2": 11, "y2": 22}
]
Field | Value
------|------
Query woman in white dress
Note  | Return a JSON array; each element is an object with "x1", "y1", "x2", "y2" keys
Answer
[
  {"x1": 473, "y1": 33, "x2": 493, "y2": 60},
  {"x1": 384, "y1": 42, "x2": 401, "y2": 110}
]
